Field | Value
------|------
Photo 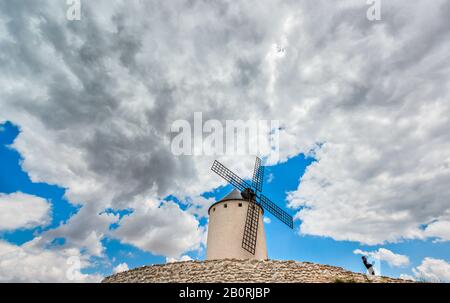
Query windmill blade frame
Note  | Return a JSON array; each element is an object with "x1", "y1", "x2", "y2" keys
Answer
[
  {"x1": 242, "y1": 201, "x2": 260, "y2": 255},
  {"x1": 211, "y1": 160, "x2": 252, "y2": 193},
  {"x1": 252, "y1": 157, "x2": 264, "y2": 193},
  {"x1": 258, "y1": 194, "x2": 294, "y2": 229}
]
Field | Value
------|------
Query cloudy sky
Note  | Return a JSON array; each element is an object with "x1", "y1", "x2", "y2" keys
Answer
[{"x1": 1, "y1": 0, "x2": 450, "y2": 282}]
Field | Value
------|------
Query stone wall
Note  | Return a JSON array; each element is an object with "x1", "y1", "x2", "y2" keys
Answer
[{"x1": 102, "y1": 259, "x2": 411, "y2": 283}]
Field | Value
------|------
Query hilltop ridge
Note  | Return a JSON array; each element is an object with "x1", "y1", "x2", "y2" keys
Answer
[{"x1": 102, "y1": 259, "x2": 411, "y2": 283}]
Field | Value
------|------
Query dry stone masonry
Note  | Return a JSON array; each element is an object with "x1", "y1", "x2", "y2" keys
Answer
[{"x1": 102, "y1": 259, "x2": 411, "y2": 283}]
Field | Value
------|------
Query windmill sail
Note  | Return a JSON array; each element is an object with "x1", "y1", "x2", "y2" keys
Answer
[
  {"x1": 211, "y1": 160, "x2": 251, "y2": 192},
  {"x1": 258, "y1": 194, "x2": 293, "y2": 229},
  {"x1": 242, "y1": 201, "x2": 260, "y2": 254},
  {"x1": 252, "y1": 157, "x2": 264, "y2": 192}
]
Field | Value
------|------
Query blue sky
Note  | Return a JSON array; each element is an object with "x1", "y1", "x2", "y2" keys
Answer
[{"x1": 2, "y1": 121, "x2": 449, "y2": 280}]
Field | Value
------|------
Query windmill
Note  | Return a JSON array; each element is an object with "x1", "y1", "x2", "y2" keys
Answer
[{"x1": 207, "y1": 157, "x2": 293, "y2": 258}]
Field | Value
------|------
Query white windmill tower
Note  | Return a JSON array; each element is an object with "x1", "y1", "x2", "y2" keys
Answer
[{"x1": 206, "y1": 157, "x2": 293, "y2": 260}]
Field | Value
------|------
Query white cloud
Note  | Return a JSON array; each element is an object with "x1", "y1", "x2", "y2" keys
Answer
[
  {"x1": 183, "y1": 195, "x2": 216, "y2": 219},
  {"x1": 0, "y1": 192, "x2": 51, "y2": 231},
  {"x1": 399, "y1": 274, "x2": 415, "y2": 281},
  {"x1": 423, "y1": 215, "x2": 450, "y2": 242},
  {"x1": 166, "y1": 255, "x2": 193, "y2": 263},
  {"x1": 412, "y1": 258, "x2": 450, "y2": 282},
  {"x1": 263, "y1": 217, "x2": 271, "y2": 224},
  {"x1": 41, "y1": 203, "x2": 119, "y2": 257},
  {"x1": 267, "y1": 173, "x2": 274, "y2": 184},
  {"x1": 354, "y1": 248, "x2": 410, "y2": 267},
  {"x1": 112, "y1": 200, "x2": 204, "y2": 258},
  {"x1": 0, "y1": 239, "x2": 102, "y2": 283},
  {"x1": 279, "y1": 1, "x2": 450, "y2": 245},
  {"x1": 113, "y1": 263, "x2": 129, "y2": 274}
]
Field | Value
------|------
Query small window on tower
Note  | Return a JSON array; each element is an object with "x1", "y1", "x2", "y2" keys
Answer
[
  {"x1": 238, "y1": 203, "x2": 242, "y2": 207},
  {"x1": 213, "y1": 207, "x2": 215, "y2": 212},
  {"x1": 224, "y1": 204, "x2": 228, "y2": 208}
]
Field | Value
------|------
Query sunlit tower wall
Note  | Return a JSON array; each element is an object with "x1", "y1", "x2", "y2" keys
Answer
[{"x1": 206, "y1": 190, "x2": 268, "y2": 260}]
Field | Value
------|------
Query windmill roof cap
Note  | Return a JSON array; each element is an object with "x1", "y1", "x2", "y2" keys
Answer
[{"x1": 219, "y1": 189, "x2": 243, "y2": 201}]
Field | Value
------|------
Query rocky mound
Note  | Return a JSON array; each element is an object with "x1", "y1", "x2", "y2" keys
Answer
[{"x1": 102, "y1": 259, "x2": 410, "y2": 283}]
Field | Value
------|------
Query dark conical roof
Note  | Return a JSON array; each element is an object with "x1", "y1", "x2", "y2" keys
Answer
[{"x1": 220, "y1": 189, "x2": 243, "y2": 201}]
